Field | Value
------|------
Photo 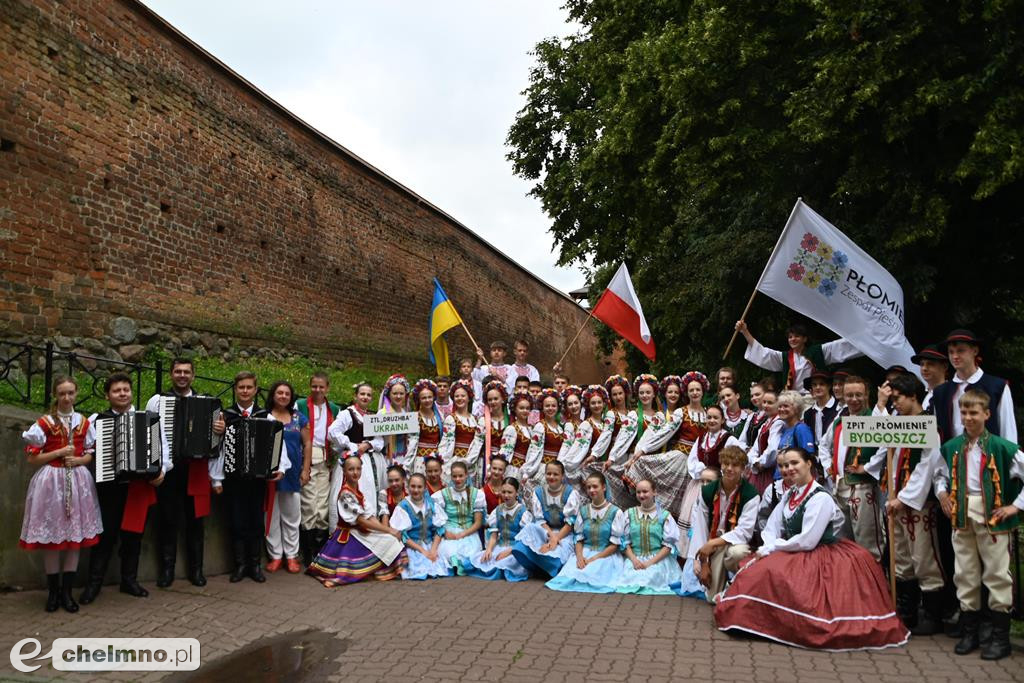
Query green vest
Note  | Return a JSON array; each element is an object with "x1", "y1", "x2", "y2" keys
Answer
[
  {"x1": 782, "y1": 488, "x2": 836, "y2": 545},
  {"x1": 627, "y1": 507, "x2": 670, "y2": 556},
  {"x1": 827, "y1": 408, "x2": 877, "y2": 485},
  {"x1": 941, "y1": 432, "x2": 1022, "y2": 534},
  {"x1": 701, "y1": 480, "x2": 759, "y2": 534},
  {"x1": 781, "y1": 344, "x2": 827, "y2": 391},
  {"x1": 442, "y1": 487, "x2": 478, "y2": 531}
]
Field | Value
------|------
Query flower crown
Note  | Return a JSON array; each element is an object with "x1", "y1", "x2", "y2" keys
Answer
[
  {"x1": 450, "y1": 378, "x2": 475, "y2": 402},
  {"x1": 483, "y1": 380, "x2": 509, "y2": 403},
  {"x1": 582, "y1": 383, "x2": 610, "y2": 408},
  {"x1": 538, "y1": 387, "x2": 562, "y2": 408},
  {"x1": 508, "y1": 390, "x2": 534, "y2": 413},
  {"x1": 604, "y1": 374, "x2": 631, "y2": 397},
  {"x1": 560, "y1": 384, "x2": 583, "y2": 404},
  {"x1": 681, "y1": 371, "x2": 711, "y2": 395},
  {"x1": 659, "y1": 374, "x2": 683, "y2": 395},
  {"x1": 633, "y1": 373, "x2": 659, "y2": 397},
  {"x1": 412, "y1": 378, "x2": 438, "y2": 405}
]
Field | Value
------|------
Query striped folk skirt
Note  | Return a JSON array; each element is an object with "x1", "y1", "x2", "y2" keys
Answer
[{"x1": 306, "y1": 527, "x2": 407, "y2": 587}]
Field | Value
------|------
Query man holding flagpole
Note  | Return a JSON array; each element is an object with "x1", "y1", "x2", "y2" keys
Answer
[{"x1": 735, "y1": 320, "x2": 862, "y2": 395}]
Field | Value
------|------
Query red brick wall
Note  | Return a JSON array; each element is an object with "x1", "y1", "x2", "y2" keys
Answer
[{"x1": 0, "y1": 0, "x2": 610, "y2": 381}]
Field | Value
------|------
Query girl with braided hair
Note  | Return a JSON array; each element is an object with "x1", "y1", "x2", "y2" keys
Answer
[
  {"x1": 499, "y1": 392, "x2": 535, "y2": 496},
  {"x1": 473, "y1": 380, "x2": 510, "y2": 484},
  {"x1": 404, "y1": 379, "x2": 444, "y2": 476},
  {"x1": 440, "y1": 379, "x2": 482, "y2": 484},
  {"x1": 523, "y1": 388, "x2": 571, "y2": 487}
]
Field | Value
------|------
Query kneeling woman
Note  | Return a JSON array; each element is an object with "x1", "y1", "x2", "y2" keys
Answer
[
  {"x1": 431, "y1": 461, "x2": 485, "y2": 572},
  {"x1": 546, "y1": 473, "x2": 626, "y2": 594},
  {"x1": 511, "y1": 461, "x2": 582, "y2": 577},
  {"x1": 307, "y1": 457, "x2": 407, "y2": 587},
  {"x1": 714, "y1": 447, "x2": 908, "y2": 651},
  {"x1": 388, "y1": 473, "x2": 450, "y2": 580},
  {"x1": 615, "y1": 479, "x2": 684, "y2": 595},
  {"x1": 461, "y1": 477, "x2": 533, "y2": 581}
]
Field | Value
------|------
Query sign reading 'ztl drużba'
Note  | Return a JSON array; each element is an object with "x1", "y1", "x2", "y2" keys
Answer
[{"x1": 840, "y1": 415, "x2": 939, "y2": 449}]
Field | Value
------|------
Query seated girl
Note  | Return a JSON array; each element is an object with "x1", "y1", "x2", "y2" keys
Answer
[
  {"x1": 307, "y1": 457, "x2": 407, "y2": 587},
  {"x1": 388, "y1": 473, "x2": 450, "y2": 580},
  {"x1": 431, "y1": 461, "x2": 485, "y2": 572},
  {"x1": 511, "y1": 461, "x2": 582, "y2": 578},
  {"x1": 615, "y1": 479, "x2": 684, "y2": 596},
  {"x1": 461, "y1": 477, "x2": 532, "y2": 582},
  {"x1": 714, "y1": 447, "x2": 908, "y2": 651},
  {"x1": 546, "y1": 473, "x2": 626, "y2": 594}
]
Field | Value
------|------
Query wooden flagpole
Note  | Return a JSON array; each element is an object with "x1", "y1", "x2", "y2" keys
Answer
[
  {"x1": 722, "y1": 197, "x2": 804, "y2": 359},
  {"x1": 556, "y1": 309, "x2": 596, "y2": 368},
  {"x1": 886, "y1": 446, "x2": 898, "y2": 609}
]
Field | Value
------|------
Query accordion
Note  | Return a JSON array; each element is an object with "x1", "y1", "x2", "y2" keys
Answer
[
  {"x1": 158, "y1": 395, "x2": 222, "y2": 460},
  {"x1": 222, "y1": 417, "x2": 283, "y2": 478},
  {"x1": 94, "y1": 411, "x2": 162, "y2": 484}
]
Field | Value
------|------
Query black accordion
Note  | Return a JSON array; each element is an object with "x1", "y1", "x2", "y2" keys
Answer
[
  {"x1": 94, "y1": 411, "x2": 162, "y2": 483},
  {"x1": 158, "y1": 395, "x2": 222, "y2": 459},
  {"x1": 222, "y1": 417, "x2": 283, "y2": 478}
]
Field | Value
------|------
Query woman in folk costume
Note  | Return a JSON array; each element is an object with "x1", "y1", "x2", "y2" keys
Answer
[
  {"x1": 719, "y1": 386, "x2": 751, "y2": 444},
  {"x1": 377, "y1": 465, "x2": 407, "y2": 526},
  {"x1": 327, "y1": 382, "x2": 386, "y2": 529},
  {"x1": 376, "y1": 374, "x2": 411, "y2": 464},
  {"x1": 431, "y1": 461, "x2": 485, "y2": 572},
  {"x1": 481, "y1": 455, "x2": 507, "y2": 513},
  {"x1": 499, "y1": 392, "x2": 534, "y2": 490},
  {"x1": 440, "y1": 379, "x2": 482, "y2": 485},
  {"x1": 745, "y1": 389, "x2": 782, "y2": 494},
  {"x1": 714, "y1": 447, "x2": 908, "y2": 651},
  {"x1": 461, "y1": 477, "x2": 533, "y2": 582},
  {"x1": 737, "y1": 382, "x2": 769, "y2": 446},
  {"x1": 388, "y1": 473, "x2": 450, "y2": 580},
  {"x1": 563, "y1": 384, "x2": 614, "y2": 492},
  {"x1": 624, "y1": 375, "x2": 684, "y2": 488},
  {"x1": 473, "y1": 380, "x2": 510, "y2": 486},
  {"x1": 20, "y1": 376, "x2": 102, "y2": 613},
  {"x1": 423, "y1": 456, "x2": 446, "y2": 496},
  {"x1": 546, "y1": 472, "x2": 626, "y2": 593},
  {"x1": 511, "y1": 461, "x2": 583, "y2": 577},
  {"x1": 307, "y1": 456, "x2": 407, "y2": 587},
  {"x1": 522, "y1": 388, "x2": 571, "y2": 487},
  {"x1": 615, "y1": 479, "x2": 685, "y2": 596},
  {"x1": 610, "y1": 374, "x2": 664, "y2": 507},
  {"x1": 404, "y1": 378, "x2": 444, "y2": 476},
  {"x1": 734, "y1": 320, "x2": 863, "y2": 394},
  {"x1": 625, "y1": 373, "x2": 709, "y2": 529}
]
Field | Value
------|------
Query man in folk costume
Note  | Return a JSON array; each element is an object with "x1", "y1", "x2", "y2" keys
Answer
[
  {"x1": 877, "y1": 374, "x2": 956, "y2": 636},
  {"x1": 818, "y1": 376, "x2": 886, "y2": 562},
  {"x1": 734, "y1": 320, "x2": 863, "y2": 394},
  {"x1": 688, "y1": 446, "x2": 759, "y2": 602},
  {"x1": 146, "y1": 358, "x2": 224, "y2": 588},
  {"x1": 802, "y1": 369, "x2": 838, "y2": 448},
  {"x1": 82, "y1": 373, "x2": 164, "y2": 603},
  {"x1": 296, "y1": 372, "x2": 342, "y2": 565},
  {"x1": 911, "y1": 343, "x2": 950, "y2": 412},
  {"x1": 930, "y1": 329, "x2": 1016, "y2": 444},
  {"x1": 929, "y1": 389, "x2": 1024, "y2": 661}
]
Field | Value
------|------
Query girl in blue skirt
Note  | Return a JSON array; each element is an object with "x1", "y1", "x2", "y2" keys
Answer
[
  {"x1": 388, "y1": 473, "x2": 450, "y2": 580},
  {"x1": 431, "y1": 461, "x2": 485, "y2": 572},
  {"x1": 461, "y1": 478, "x2": 532, "y2": 581},
  {"x1": 511, "y1": 460, "x2": 582, "y2": 577},
  {"x1": 615, "y1": 479, "x2": 685, "y2": 595}
]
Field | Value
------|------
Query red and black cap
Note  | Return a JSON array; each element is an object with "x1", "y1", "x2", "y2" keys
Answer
[
  {"x1": 802, "y1": 369, "x2": 833, "y2": 391},
  {"x1": 942, "y1": 329, "x2": 982, "y2": 349},
  {"x1": 831, "y1": 367, "x2": 853, "y2": 381},
  {"x1": 911, "y1": 343, "x2": 948, "y2": 365}
]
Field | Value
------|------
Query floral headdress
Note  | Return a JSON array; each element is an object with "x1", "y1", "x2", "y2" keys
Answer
[
  {"x1": 681, "y1": 371, "x2": 711, "y2": 395},
  {"x1": 412, "y1": 378, "x2": 438, "y2": 407},
  {"x1": 483, "y1": 380, "x2": 509, "y2": 404},
  {"x1": 379, "y1": 374, "x2": 411, "y2": 412},
  {"x1": 450, "y1": 378, "x2": 475, "y2": 402},
  {"x1": 604, "y1": 374, "x2": 631, "y2": 399},
  {"x1": 560, "y1": 384, "x2": 583, "y2": 405},
  {"x1": 508, "y1": 390, "x2": 535, "y2": 414},
  {"x1": 538, "y1": 387, "x2": 562, "y2": 409},
  {"x1": 582, "y1": 384, "x2": 610, "y2": 408},
  {"x1": 633, "y1": 373, "x2": 660, "y2": 397},
  {"x1": 659, "y1": 375, "x2": 683, "y2": 396}
]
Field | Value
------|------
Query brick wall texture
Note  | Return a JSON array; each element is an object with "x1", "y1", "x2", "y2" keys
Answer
[{"x1": 0, "y1": 0, "x2": 608, "y2": 381}]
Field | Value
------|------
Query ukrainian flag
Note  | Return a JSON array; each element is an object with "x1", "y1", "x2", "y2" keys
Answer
[{"x1": 428, "y1": 278, "x2": 464, "y2": 375}]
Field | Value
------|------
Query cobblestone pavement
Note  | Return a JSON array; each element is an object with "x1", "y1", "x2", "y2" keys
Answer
[{"x1": 0, "y1": 573, "x2": 1021, "y2": 682}]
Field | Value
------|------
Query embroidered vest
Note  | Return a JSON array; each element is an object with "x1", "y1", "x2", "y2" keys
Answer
[
  {"x1": 416, "y1": 414, "x2": 441, "y2": 458},
  {"x1": 442, "y1": 486, "x2": 478, "y2": 530},
  {"x1": 702, "y1": 479, "x2": 759, "y2": 536},
  {"x1": 695, "y1": 432, "x2": 730, "y2": 472},
  {"x1": 30, "y1": 414, "x2": 90, "y2": 468},
  {"x1": 941, "y1": 432, "x2": 1022, "y2": 534},
  {"x1": 542, "y1": 423, "x2": 564, "y2": 464},
  {"x1": 828, "y1": 409, "x2": 876, "y2": 484},
  {"x1": 674, "y1": 410, "x2": 706, "y2": 452},
  {"x1": 452, "y1": 416, "x2": 475, "y2": 458},
  {"x1": 510, "y1": 425, "x2": 530, "y2": 467},
  {"x1": 579, "y1": 503, "x2": 619, "y2": 551},
  {"x1": 627, "y1": 507, "x2": 669, "y2": 556},
  {"x1": 535, "y1": 486, "x2": 572, "y2": 529},
  {"x1": 494, "y1": 504, "x2": 527, "y2": 546},
  {"x1": 586, "y1": 418, "x2": 604, "y2": 459},
  {"x1": 781, "y1": 344, "x2": 827, "y2": 391},
  {"x1": 343, "y1": 406, "x2": 364, "y2": 444},
  {"x1": 782, "y1": 488, "x2": 836, "y2": 545},
  {"x1": 932, "y1": 373, "x2": 1008, "y2": 442},
  {"x1": 398, "y1": 497, "x2": 436, "y2": 544}
]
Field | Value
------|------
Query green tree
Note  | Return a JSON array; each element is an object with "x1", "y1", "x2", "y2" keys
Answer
[{"x1": 509, "y1": 0, "x2": 1024, "y2": 390}]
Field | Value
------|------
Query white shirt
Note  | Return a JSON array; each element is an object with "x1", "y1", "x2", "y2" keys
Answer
[
  {"x1": 744, "y1": 338, "x2": 863, "y2": 393},
  {"x1": 950, "y1": 368, "x2": 1017, "y2": 444},
  {"x1": 807, "y1": 396, "x2": 837, "y2": 445},
  {"x1": 310, "y1": 402, "x2": 328, "y2": 448},
  {"x1": 929, "y1": 441, "x2": 1024, "y2": 510},
  {"x1": 687, "y1": 484, "x2": 760, "y2": 558},
  {"x1": 505, "y1": 363, "x2": 540, "y2": 395},
  {"x1": 759, "y1": 482, "x2": 845, "y2": 555}
]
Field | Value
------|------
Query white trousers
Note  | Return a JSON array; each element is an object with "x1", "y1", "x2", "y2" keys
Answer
[{"x1": 266, "y1": 490, "x2": 301, "y2": 559}]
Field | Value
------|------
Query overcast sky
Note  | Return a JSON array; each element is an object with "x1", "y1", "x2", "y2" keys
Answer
[{"x1": 141, "y1": 1, "x2": 586, "y2": 294}]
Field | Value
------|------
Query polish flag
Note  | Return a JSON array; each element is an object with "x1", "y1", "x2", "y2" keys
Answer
[{"x1": 591, "y1": 263, "x2": 656, "y2": 360}]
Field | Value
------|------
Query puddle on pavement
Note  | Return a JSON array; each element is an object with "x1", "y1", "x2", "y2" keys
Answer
[{"x1": 168, "y1": 629, "x2": 349, "y2": 682}]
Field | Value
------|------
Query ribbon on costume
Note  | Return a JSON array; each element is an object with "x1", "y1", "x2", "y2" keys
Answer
[{"x1": 121, "y1": 480, "x2": 157, "y2": 533}]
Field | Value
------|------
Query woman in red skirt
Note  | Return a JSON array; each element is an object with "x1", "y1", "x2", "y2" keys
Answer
[{"x1": 714, "y1": 446, "x2": 908, "y2": 651}]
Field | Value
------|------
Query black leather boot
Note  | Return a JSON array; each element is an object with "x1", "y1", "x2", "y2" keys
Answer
[
  {"x1": 895, "y1": 580, "x2": 920, "y2": 629},
  {"x1": 60, "y1": 572, "x2": 79, "y2": 613},
  {"x1": 229, "y1": 541, "x2": 247, "y2": 583},
  {"x1": 980, "y1": 611, "x2": 1012, "y2": 660},
  {"x1": 186, "y1": 530, "x2": 206, "y2": 587},
  {"x1": 954, "y1": 610, "x2": 981, "y2": 655},
  {"x1": 911, "y1": 590, "x2": 943, "y2": 636},
  {"x1": 156, "y1": 542, "x2": 175, "y2": 588},
  {"x1": 45, "y1": 574, "x2": 60, "y2": 613},
  {"x1": 299, "y1": 528, "x2": 312, "y2": 567},
  {"x1": 119, "y1": 552, "x2": 149, "y2": 598},
  {"x1": 247, "y1": 539, "x2": 265, "y2": 583},
  {"x1": 312, "y1": 528, "x2": 329, "y2": 558}
]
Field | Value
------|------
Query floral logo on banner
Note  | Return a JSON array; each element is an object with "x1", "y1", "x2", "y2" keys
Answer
[{"x1": 788, "y1": 232, "x2": 848, "y2": 298}]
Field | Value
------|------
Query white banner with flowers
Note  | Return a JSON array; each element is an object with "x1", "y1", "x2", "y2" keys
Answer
[{"x1": 757, "y1": 199, "x2": 919, "y2": 373}]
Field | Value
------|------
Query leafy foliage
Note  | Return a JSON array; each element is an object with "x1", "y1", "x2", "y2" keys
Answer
[{"x1": 508, "y1": 0, "x2": 1024, "y2": 389}]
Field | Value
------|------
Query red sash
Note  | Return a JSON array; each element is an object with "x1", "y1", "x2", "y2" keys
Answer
[
  {"x1": 187, "y1": 460, "x2": 211, "y2": 518},
  {"x1": 307, "y1": 398, "x2": 334, "y2": 452},
  {"x1": 830, "y1": 422, "x2": 844, "y2": 479},
  {"x1": 121, "y1": 480, "x2": 157, "y2": 533}
]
